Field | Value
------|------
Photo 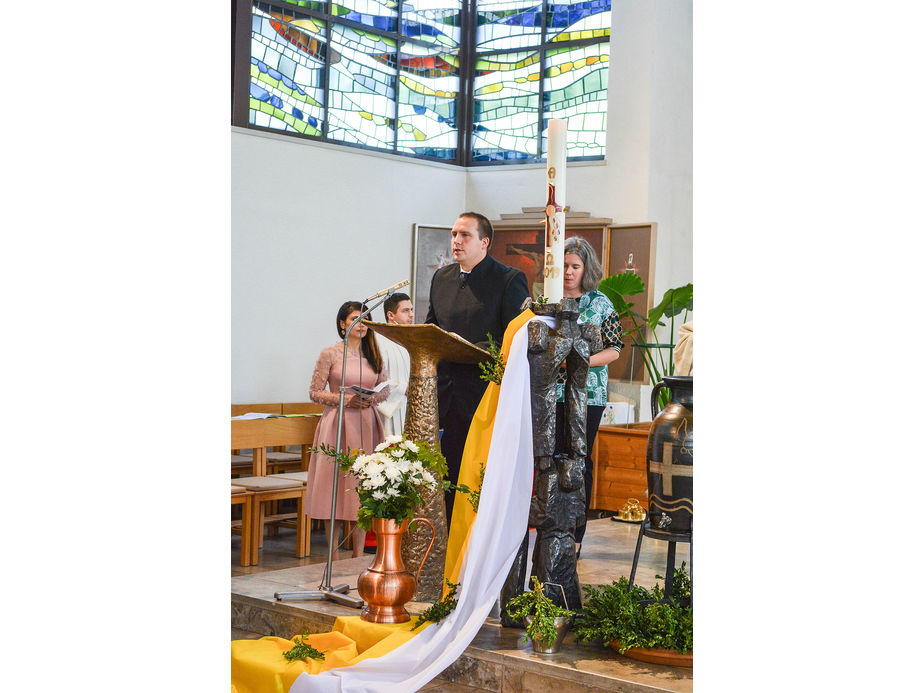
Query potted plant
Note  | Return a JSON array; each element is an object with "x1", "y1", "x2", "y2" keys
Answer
[
  {"x1": 573, "y1": 563, "x2": 692, "y2": 667},
  {"x1": 597, "y1": 273, "x2": 692, "y2": 410},
  {"x1": 504, "y1": 576, "x2": 576, "y2": 655}
]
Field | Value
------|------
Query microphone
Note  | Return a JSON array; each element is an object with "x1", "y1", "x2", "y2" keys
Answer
[{"x1": 364, "y1": 279, "x2": 410, "y2": 303}]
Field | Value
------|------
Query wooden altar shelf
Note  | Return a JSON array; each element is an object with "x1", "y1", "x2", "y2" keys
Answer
[{"x1": 492, "y1": 206, "x2": 612, "y2": 229}]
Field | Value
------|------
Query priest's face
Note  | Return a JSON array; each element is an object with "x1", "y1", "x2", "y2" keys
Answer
[
  {"x1": 451, "y1": 216, "x2": 489, "y2": 271},
  {"x1": 387, "y1": 300, "x2": 414, "y2": 325}
]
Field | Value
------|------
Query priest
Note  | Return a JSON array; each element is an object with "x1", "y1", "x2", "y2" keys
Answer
[{"x1": 425, "y1": 212, "x2": 529, "y2": 523}]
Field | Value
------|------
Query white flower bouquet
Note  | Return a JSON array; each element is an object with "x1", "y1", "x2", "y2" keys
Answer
[{"x1": 313, "y1": 434, "x2": 452, "y2": 530}]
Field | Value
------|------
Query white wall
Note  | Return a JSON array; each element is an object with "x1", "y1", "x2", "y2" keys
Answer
[
  {"x1": 231, "y1": 0, "x2": 692, "y2": 402},
  {"x1": 232, "y1": 132, "x2": 465, "y2": 401}
]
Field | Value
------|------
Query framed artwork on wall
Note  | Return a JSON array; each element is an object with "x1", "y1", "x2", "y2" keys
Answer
[
  {"x1": 488, "y1": 225, "x2": 607, "y2": 300},
  {"x1": 411, "y1": 224, "x2": 453, "y2": 321},
  {"x1": 605, "y1": 222, "x2": 658, "y2": 383}
]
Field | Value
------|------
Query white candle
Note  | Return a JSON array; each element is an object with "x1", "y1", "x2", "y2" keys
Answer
[{"x1": 544, "y1": 119, "x2": 567, "y2": 303}]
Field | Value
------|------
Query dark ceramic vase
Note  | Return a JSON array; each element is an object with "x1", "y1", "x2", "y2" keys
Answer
[{"x1": 646, "y1": 376, "x2": 693, "y2": 533}]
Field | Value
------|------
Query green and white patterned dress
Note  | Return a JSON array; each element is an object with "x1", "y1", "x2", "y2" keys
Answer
[{"x1": 555, "y1": 290, "x2": 623, "y2": 406}]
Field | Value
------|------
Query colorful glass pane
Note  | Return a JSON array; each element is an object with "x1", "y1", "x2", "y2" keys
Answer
[
  {"x1": 401, "y1": 0, "x2": 462, "y2": 50},
  {"x1": 472, "y1": 50, "x2": 540, "y2": 160},
  {"x1": 542, "y1": 41, "x2": 608, "y2": 157},
  {"x1": 249, "y1": 3, "x2": 326, "y2": 136},
  {"x1": 548, "y1": 0, "x2": 610, "y2": 42},
  {"x1": 396, "y1": 41, "x2": 459, "y2": 159},
  {"x1": 330, "y1": 0, "x2": 398, "y2": 33},
  {"x1": 275, "y1": 0, "x2": 328, "y2": 11},
  {"x1": 327, "y1": 23, "x2": 397, "y2": 149},
  {"x1": 476, "y1": 0, "x2": 544, "y2": 52}
]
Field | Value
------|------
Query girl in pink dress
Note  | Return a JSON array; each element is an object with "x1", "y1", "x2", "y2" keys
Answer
[{"x1": 305, "y1": 301, "x2": 390, "y2": 558}]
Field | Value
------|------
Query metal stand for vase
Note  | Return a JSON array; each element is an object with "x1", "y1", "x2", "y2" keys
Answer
[{"x1": 627, "y1": 375, "x2": 693, "y2": 607}]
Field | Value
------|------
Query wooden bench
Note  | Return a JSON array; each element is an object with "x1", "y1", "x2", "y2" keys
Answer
[{"x1": 234, "y1": 475, "x2": 310, "y2": 564}]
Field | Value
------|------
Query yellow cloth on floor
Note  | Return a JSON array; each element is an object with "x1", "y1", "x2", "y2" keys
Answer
[
  {"x1": 231, "y1": 617, "x2": 432, "y2": 693},
  {"x1": 443, "y1": 308, "x2": 535, "y2": 591}
]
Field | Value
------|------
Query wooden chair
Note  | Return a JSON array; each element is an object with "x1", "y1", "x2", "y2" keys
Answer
[
  {"x1": 231, "y1": 485, "x2": 255, "y2": 566},
  {"x1": 233, "y1": 475, "x2": 310, "y2": 564}
]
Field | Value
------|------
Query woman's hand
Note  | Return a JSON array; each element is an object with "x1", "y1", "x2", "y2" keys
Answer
[{"x1": 347, "y1": 393, "x2": 376, "y2": 408}]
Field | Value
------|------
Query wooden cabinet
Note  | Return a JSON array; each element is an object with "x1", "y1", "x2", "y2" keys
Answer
[{"x1": 591, "y1": 423, "x2": 652, "y2": 512}]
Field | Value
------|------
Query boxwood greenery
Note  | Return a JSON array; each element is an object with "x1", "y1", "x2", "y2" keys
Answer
[
  {"x1": 504, "y1": 576, "x2": 575, "y2": 648},
  {"x1": 573, "y1": 562, "x2": 692, "y2": 654}
]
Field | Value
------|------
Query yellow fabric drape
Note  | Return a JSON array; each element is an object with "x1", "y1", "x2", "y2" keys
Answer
[
  {"x1": 231, "y1": 308, "x2": 534, "y2": 691},
  {"x1": 443, "y1": 308, "x2": 535, "y2": 591},
  {"x1": 230, "y1": 617, "x2": 431, "y2": 693}
]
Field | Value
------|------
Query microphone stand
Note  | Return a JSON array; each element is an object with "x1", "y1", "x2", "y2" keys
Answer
[{"x1": 275, "y1": 288, "x2": 402, "y2": 607}]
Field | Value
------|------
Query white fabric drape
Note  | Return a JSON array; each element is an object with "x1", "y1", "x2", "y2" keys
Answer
[
  {"x1": 289, "y1": 316, "x2": 551, "y2": 693},
  {"x1": 374, "y1": 333, "x2": 410, "y2": 437}
]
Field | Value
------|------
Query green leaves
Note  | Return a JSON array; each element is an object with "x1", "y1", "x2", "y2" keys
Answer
[
  {"x1": 647, "y1": 283, "x2": 693, "y2": 331},
  {"x1": 478, "y1": 333, "x2": 506, "y2": 385},
  {"x1": 465, "y1": 463, "x2": 486, "y2": 513},
  {"x1": 504, "y1": 576, "x2": 575, "y2": 648},
  {"x1": 282, "y1": 633, "x2": 326, "y2": 662},
  {"x1": 597, "y1": 273, "x2": 645, "y2": 318},
  {"x1": 572, "y1": 562, "x2": 692, "y2": 654},
  {"x1": 412, "y1": 579, "x2": 460, "y2": 630}
]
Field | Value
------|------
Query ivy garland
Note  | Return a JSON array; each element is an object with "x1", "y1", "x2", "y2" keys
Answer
[{"x1": 412, "y1": 579, "x2": 460, "y2": 630}]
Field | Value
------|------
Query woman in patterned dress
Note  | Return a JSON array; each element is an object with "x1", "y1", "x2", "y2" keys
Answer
[
  {"x1": 555, "y1": 237, "x2": 624, "y2": 558},
  {"x1": 305, "y1": 301, "x2": 390, "y2": 558}
]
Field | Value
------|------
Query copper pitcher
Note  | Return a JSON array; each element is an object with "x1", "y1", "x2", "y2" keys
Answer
[{"x1": 357, "y1": 516, "x2": 436, "y2": 624}]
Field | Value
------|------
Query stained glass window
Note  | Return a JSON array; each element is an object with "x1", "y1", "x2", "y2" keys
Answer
[
  {"x1": 542, "y1": 41, "x2": 608, "y2": 158},
  {"x1": 397, "y1": 40, "x2": 459, "y2": 159},
  {"x1": 235, "y1": 0, "x2": 609, "y2": 164},
  {"x1": 472, "y1": 0, "x2": 610, "y2": 162},
  {"x1": 250, "y1": 3, "x2": 327, "y2": 136},
  {"x1": 472, "y1": 51, "x2": 540, "y2": 161}
]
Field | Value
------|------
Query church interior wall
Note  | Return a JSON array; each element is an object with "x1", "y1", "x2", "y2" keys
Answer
[
  {"x1": 231, "y1": 132, "x2": 466, "y2": 402},
  {"x1": 231, "y1": 0, "x2": 692, "y2": 404}
]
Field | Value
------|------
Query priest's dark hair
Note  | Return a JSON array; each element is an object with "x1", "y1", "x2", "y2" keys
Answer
[
  {"x1": 383, "y1": 292, "x2": 411, "y2": 319},
  {"x1": 458, "y1": 211, "x2": 494, "y2": 247},
  {"x1": 336, "y1": 301, "x2": 383, "y2": 374}
]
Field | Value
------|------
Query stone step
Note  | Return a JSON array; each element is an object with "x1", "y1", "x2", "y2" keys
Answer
[{"x1": 231, "y1": 554, "x2": 691, "y2": 693}]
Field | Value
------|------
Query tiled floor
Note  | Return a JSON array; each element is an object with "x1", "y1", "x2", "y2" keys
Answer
[{"x1": 233, "y1": 514, "x2": 691, "y2": 593}]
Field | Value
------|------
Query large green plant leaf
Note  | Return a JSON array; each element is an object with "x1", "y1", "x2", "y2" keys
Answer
[
  {"x1": 647, "y1": 283, "x2": 693, "y2": 331},
  {"x1": 598, "y1": 273, "x2": 645, "y2": 318}
]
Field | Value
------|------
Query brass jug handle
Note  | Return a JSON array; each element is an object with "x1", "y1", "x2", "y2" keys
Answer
[{"x1": 411, "y1": 517, "x2": 436, "y2": 584}]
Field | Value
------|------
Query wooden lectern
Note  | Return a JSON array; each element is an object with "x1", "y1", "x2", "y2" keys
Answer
[{"x1": 364, "y1": 321, "x2": 490, "y2": 602}]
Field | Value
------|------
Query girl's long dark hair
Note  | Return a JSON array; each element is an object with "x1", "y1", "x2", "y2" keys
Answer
[{"x1": 336, "y1": 301, "x2": 383, "y2": 374}]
